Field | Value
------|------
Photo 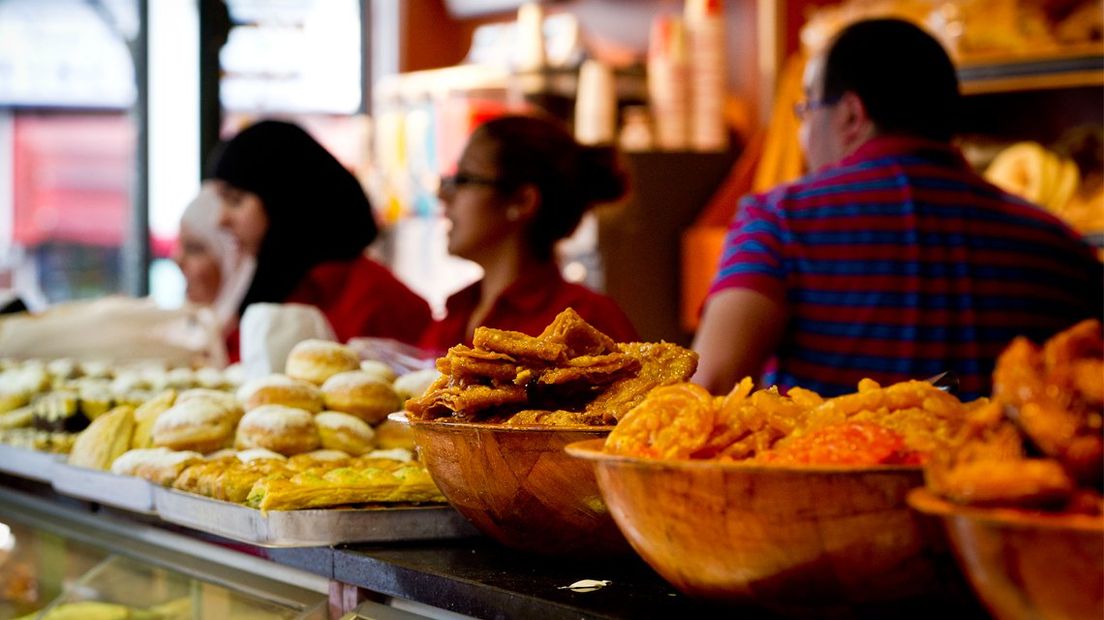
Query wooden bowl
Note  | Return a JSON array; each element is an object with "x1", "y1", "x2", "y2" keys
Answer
[
  {"x1": 408, "y1": 420, "x2": 629, "y2": 556},
  {"x1": 909, "y1": 488, "x2": 1104, "y2": 620},
  {"x1": 567, "y1": 439, "x2": 966, "y2": 609}
]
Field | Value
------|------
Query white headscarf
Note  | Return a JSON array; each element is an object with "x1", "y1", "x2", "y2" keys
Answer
[{"x1": 179, "y1": 182, "x2": 256, "y2": 334}]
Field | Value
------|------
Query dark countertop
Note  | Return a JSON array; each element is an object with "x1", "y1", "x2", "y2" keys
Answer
[
  {"x1": 0, "y1": 473, "x2": 990, "y2": 620},
  {"x1": 333, "y1": 539, "x2": 744, "y2": 620}
]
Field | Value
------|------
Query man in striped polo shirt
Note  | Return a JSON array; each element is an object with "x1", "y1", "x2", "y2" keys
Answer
[{"x1": 692, "y1": 18, "x2": 1103, "y2": 400}]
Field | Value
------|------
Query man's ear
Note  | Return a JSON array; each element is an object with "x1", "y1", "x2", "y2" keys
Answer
[{"x1": 835, "y1": 91, "x2": 874, "y2": 146}]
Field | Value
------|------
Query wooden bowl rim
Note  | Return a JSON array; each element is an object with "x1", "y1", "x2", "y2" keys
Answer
[
  {"x1": 907, "y1": 488, "x2": 1104, "y2": 532},
  {"x1": 406, "y1": 417, "x2": 614, "y2": 434},
  {"x1": 565, "y1": 438, "x2": 924, "y2": 475}
]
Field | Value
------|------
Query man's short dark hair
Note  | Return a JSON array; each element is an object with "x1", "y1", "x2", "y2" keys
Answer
[{"x1": 823, "y1": 19, "x2": 961, "y2": 142}]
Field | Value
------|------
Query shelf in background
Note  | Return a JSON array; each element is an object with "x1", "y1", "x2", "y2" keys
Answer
[{"x1": 957, "y1": 47, "x2": 1104, "y2": 95}]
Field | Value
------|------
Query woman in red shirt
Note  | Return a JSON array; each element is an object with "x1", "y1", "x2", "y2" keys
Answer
[
  {"x1": 209, "y1": 120, "x2": 431, "y2": 359},
  {"x1": 422, "y1": 115, "x2": 637, "y2": 352}
]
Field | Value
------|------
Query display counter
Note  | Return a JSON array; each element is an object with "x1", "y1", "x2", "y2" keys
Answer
[{"x1": 0, "y1": 473, "x2": 990, "y2": 620}]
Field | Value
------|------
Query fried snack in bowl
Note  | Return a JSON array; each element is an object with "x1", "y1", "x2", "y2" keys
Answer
[
  {"x1": 566, "y1": 377, "x2": 975, "y2": 609},
  {"x1": 914, "y1": 319, "x2": 1104, "y2": 620},
  {"x1": 409, "y1": 418, "x2": 626, "y2": 555},
  {"x1": 567, "y1": 440, "x2": 965, "y2": 610},
  {"x1": 404, "y1": 309, "x2": 698, "y2": 556}
]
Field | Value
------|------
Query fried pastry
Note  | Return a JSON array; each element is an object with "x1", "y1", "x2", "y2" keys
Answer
[
  {"x1": 152, "y1": 398, "x2": 234, "y2": 454},
  {"x1": 405, "y1": 309, "x2": 698, "y2": 424},
  {"x1": 110, "y1": 447, "x2": 203, "y2": 485},
  {"x1": 68, "y1": 405, "x2": 135, "y2": 470},
  {"x1": 235, "y1": 405, "x2": 320, "y2": 456},
  {"x1": 320, "y1": 371, "x2": 401, "y2": 424},
  {"x1": 316, "y1": 411, "x2": 376, "y2": 455},
  {"x1": 285, "y1": 339, "x2": 360, "y2": 385},
  {"x1": 130, "y1": 389, "x2": 176, "y2": 450},
  {"x1": 240, "y1": 374, "x2": 323, "y2": 413}
]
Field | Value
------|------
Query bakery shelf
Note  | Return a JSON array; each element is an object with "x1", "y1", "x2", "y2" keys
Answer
[{"x1": 957, "y1": 48, "x2": 1104, "y2": 95}]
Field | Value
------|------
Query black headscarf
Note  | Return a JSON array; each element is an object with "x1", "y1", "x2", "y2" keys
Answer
[{"x1": 208, "y1": 120, "x2": 378, "y2": 316}]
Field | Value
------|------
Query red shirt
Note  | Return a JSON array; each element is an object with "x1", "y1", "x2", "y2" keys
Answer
[
  {"x1": 224, "y1": 255, "x2": 432, "y2": 363},
  {"x1": 286, "y1": 254, "x2": 432, "y2": 346},
  {"x1": 420, "y1": 263, "x2": 638, "y2": 353}
]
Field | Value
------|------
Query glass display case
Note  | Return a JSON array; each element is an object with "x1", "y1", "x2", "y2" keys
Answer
[{"x1": 0, "y1": 491, "x2": 328, "y2": 619}]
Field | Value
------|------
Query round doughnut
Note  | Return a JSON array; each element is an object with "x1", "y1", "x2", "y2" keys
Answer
[
  {"x1": 235, "y1": 405, "x2": 320, "y2": 456},
  {"x1": 177, "y1": 388, "x2": 244, "y2": 423},
  {"x1": 372, "y1": 418, "x2": 416, "y2": 451},
  {"x1": 315, "y1": 411, "x2": 376, "y2": 456},
  {"x1": 238, "y1": 374, "x2": 323, "y2": 413},
  {"x1": 285, "y1": 339, "x2": 360, "y2": 385},
  {"x1": 393, "y1": 368, "x2": 441, "y2": 401},
  {"x1": 151, "y1": 399, "x2": 235, "y2": 454},
  {"x1": 320, "y1": 371, "x2": 401, "y2": 424},
  {"x1": 359, "y1": 360, "x2": 397, "y2": 384}
]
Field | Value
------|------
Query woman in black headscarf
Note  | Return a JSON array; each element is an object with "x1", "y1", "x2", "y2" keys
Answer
[{"x1": 209, "y1": 120, "x2": 431, "y2": 358}]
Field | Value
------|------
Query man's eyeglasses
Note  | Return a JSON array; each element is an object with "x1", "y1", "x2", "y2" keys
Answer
[
  {"x1": 793, "y1": 96, "x2": 841, "y2": 120},
  {"x1": 438, "y1": 172, "x2": 504, "y2": 194}
]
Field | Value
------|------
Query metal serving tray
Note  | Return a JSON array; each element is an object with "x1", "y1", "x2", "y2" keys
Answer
[
  {"x1": 51, "y1": 462, "x2": 158, "y2": 514},
  {"x1": 0, "y1": 444, "x2": 65, "y2": 483},
  {"x1": 152, "y1": 487, "x2": 479, "y2": 547}
]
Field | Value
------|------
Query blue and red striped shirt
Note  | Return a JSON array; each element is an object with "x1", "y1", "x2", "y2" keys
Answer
[{"x1": 709, "y1": 135, "x2": 1103, "y2": 400}]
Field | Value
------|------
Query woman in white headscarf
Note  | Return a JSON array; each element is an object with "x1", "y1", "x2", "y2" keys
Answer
[{"x1": 174, "y1": 181, "x2": 255, "y2": 337}]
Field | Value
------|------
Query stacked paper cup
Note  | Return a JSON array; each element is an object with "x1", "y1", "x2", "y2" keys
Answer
[{"x1": 574, "y1": 59, "x2": 617, "y2": 146}]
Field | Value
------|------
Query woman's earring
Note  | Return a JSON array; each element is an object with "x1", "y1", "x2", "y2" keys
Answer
[{"x1": 506, "y1": 207, "x2": 520, "y2": 222}]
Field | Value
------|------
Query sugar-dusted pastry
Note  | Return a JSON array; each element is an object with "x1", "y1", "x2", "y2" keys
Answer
[
  {"x1": 165, "y1": 366, "x2": 196, "y2": 389},
  {"x1": 373, "y1": 418, "x2": 416, "y2": 451},
  {"x1": 205, "y1": 448, "x2": 237, "y2": 460},
  {"x1": 151, "y1": 398, "x2": 234, "y2": 454},
  {"x1": 359, "y1": 359, "x2": 397, "y2": 384},
  {"x1": 285, "y1": 339, "x2": 360, "y2": 385},
  {"x1": 235, "y1": 405, "x2": 320, "y2": 455},
  {"x1": 194, "y1": 366, "x2": 226, "y2": 389},
  {"x1": 315, "y1": 411, "x2": 375, "y2": 456},
  {"x1": 68, "y1": 405, "x2": 135, "y2": 470},
  {"x1": 78, "y1": 380, "x2": 115, "y2": 419},
  {"x1": 287, "y1": 449, "x2": 351, "y2": 470},
  {"x1": 238, "y1": 374, "x2": 323, "y2": 413},
  {"x1": 320, "y1": 371, "x2": 401, "y2": 424},
  {"x1": 235, "y1": 447, "x2": 287, "y2": 462},
  {"x1": 177, "y1": 388, "x2": 243, "y2": 423},
  {"x1": 393, "y1": 368, "x2": 441, "y2": 401},
  {"x1": 110, "y1": 447, "x2": 203, "y2": 485},
  {"x1": 130, "y1": 389, "x2": 176, "y2": 449},
  {"x1": 360, "y1": 447, "x2": 414, "y2": 463}
]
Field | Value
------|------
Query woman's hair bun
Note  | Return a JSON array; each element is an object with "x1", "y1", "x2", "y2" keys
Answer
[{"x1": 576, "y1": 145, "x2": 628, "y2": 205}]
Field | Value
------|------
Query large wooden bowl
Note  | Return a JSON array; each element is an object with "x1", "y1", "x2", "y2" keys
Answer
[
  {"x1": 909, "y1": 488, "x2": 1104, "y2": 620},
  {"x1": 567, "y1": 439, "x2": 965, "y2": 609},
  {"x1": 408, "y1": 420, "x2": 629, "y2": 556}
]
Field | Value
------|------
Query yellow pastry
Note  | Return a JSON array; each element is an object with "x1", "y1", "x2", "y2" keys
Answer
[
  {"x1": 68, "y1": 405, "x2": 135, "y2": 470},
  {"x1": 110, "y1": 447, "x2": 203, "y2": 485},
  {"x1": 320, "y1": 371, "x2": 401, "y2": 424},
  {"x1": 315, "y1": 411, "x2": 376, "y2": 455},
  {"x1": 285, "y1": 339, "x2": 360, "y2": 385},
  {"x1": 131, "y1": 389, "x2": 176, "y2": 449},
  {"x1": 151, "y1": 398, "x2": 234, "y2": 454},
  {"x1": 235, "y1": 405, "x2": 320, "y2": 456}
]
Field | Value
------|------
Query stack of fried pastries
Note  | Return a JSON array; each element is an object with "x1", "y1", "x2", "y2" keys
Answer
[
  {"x1": 926, "y1": 319, "x2": 1103, "y2": 514},
  {"x1": 405, "y1": 309, "x2": 698, "y2": 426},
  {"x1": 172, "y1": 452, "x2": 444, "y2": 511}
]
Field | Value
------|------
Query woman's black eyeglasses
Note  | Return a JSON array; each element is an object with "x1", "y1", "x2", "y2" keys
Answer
[
  {"x1": 793, "y1": 96, "x2": 841, "y2": 120},
  {"x1": 438, "y1": 172, "x2": 505, "y2": 194}
]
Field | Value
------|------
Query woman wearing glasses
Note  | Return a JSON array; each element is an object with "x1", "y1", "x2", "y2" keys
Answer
[
  {"x1": 421, "y1": 114, "x2": 637, "y2": 350},
  {"x1": 210, "y1": 120, "x2": 431, "y2": 360}
]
